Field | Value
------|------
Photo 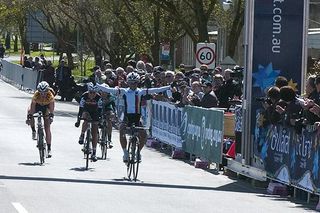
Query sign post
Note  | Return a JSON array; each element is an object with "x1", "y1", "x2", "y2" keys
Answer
[{"x1": 196, "y1": 43, "x2": 216, "y2": 69}]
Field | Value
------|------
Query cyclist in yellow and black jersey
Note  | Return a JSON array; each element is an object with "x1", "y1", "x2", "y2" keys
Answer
[{"x1": 26, "y1": 81, "x2": 55, "y2": 157}]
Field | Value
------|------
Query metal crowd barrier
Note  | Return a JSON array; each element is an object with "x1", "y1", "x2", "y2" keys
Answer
[{"x1": 0, "y1": 59, "x2": 41, "y2": 91}]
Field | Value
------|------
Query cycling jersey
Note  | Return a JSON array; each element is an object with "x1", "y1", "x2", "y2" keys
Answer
[
  {"x1": 79, "y1": 91, "x2": 103, "y2": 112},
  {"x1": 101, "y1": 94, "x2": 116, "y2": 112},
  {"x1": 32, "y1": 89, "x2": 55, "y2": 106},
  {"x1": 78, "y1": 91, "x2": 103, "y2": 121},
  {"x1": 96, "y1": 85, "x2": 170, "y2": 114}
]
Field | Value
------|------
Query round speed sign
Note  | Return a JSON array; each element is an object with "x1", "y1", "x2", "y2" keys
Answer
[{"x1": 196, "y1": 46, "x2": 215, "y2": 65}]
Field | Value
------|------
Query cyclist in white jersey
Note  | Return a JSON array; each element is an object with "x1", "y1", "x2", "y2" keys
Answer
[{"x1": 97, "y1": 72, "x2": 171, "y2": 162}]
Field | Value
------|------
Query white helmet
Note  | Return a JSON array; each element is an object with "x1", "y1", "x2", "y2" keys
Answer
[
  {"x1": 127, "y1": 72, "x2": 140, "y2": 82},
  {"x1": 37, "y1": 81, "x2": 49, "y2": 92},
  {"x1": 87, "y1": 82, "x2": 97, "y2": 92}
]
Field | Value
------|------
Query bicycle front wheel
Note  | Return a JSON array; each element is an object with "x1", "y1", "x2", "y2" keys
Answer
[
  {"x1": 85, "y1": 129, "x2": 91, "y2": 170},
  {"x1": 37, "y1": 130, "x2": 46, "y2": 165},
  {"x1": 126, "y1": 139, "x2": 135, "y2": 180},
  {"x1": 133, "y1": 146, "x2": 140, "y2": 181}
]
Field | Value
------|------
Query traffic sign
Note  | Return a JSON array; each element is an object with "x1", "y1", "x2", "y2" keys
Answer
[{"x1": 196, "y1": 43, "x2": 216, "y2": 69}]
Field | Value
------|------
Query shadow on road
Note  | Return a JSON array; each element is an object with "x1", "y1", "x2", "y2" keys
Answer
[
  {"x1": 18, "y1": 162, "x2": 44, "y2": 166},
  {"x1": 70, "y1": 167, "x2": 95, "y2": 172},
  {"x1": 0, "y1": 174, "x2": 262, "y2": 193}
]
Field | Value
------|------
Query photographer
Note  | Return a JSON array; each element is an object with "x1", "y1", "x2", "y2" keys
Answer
[
  {"x1": 275, "y1": 86, "x2": 304, "y2": 134},
  {"x1": 257, "y1": 86, "x2": 281, "y2": 126}
]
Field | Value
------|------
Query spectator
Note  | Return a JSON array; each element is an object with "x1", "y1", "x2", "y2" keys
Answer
[
  {"x1": 114, "y1": 67, "x2": 127, "y2": 87},
  {"x1": 200, "y1": 64, "x2": 208, "y2": 75},
  {"x1": 40, "y1": 54, "x2": 47, "y2": 67},
  {"x1": 104, "y1": 68, "x2": 116, "y2": 87},
  {"x1": 275, "y1": 76, "x2": 288, "y2": 88},
  {"x1": 42, "y1": 60, "x2": 55, "y2": 88},
  {"x1": 179, "y1": 64, "x2": 185, "y2": 73},
  {"x1": 145, "y1": 63, "x2": 153, "y2": 73},
  {"x1": 188, "y1": 81, "x2": 204, "y2": 106},
  {"x1": 200, "y1": 81, "x2": 218, "y2": 108},
  {"x1": 0, "y1": 43, "x2": 5, "y2": 58},
  {"x1": 275, "y1": 86, "x2": 304, "y2": 133},
  {"x1": 125, "y1": 65, "x2": 134, "y2": 74},
  {"x1": 24, "y1": 57, "x2": 34, "y2": 68},
  {"x1": 55, "y1": 59, "x2": 72, "y2": 101},
  {"x1": 33, "y1": 57, "x2": 43, "y2": 71},
  {"x1": 213, "y1": 66, "x2": 222, "y2": 76},
  {"x1": 190, "y1": 73, "x2": 201, "y2": 84},
  {"x1": 127, "y1": 59, "x2": 136, "y2": 68},
  {"x1": 164, "y1": 71, "x2": 175, "y2": 85},
  {"x1": 136, "y1": 60, "x2": 146, "y2": 71}
]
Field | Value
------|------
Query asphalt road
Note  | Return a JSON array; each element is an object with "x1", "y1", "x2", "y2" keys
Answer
[{"x1": 0, "y1": 79, "x2": 317, "y2": 213}]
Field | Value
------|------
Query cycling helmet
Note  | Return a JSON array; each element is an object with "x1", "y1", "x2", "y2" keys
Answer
[
  {"x1": 87, "y1": 82, "x2": 97, "y2": 92},
  {"x1": 37, "y1": 81, "x2": 49, "y2": 92},
  {"x1": 127, "y1": 72, "x2": 140, "y2": 82}
]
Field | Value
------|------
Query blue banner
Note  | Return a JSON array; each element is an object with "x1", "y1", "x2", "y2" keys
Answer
[
  {"x1": 263, "y1": 124, "x2": 320, "y2": 193},
  {"x1": 251, "y1": 0, "x2": 305, "y2": 160}
]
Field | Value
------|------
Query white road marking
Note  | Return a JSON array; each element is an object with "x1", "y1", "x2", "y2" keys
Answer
[{"x1": 12, "y1": 202, "x2": 28, "y2": 213}]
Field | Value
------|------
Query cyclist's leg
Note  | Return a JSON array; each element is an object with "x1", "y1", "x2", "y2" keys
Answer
[
  {"x1": 78, "y1": 112, "x2": 88, "y2": 144},
  {"x1": 44, "y1": 117, "x2": 51, "y2": 148},
  {"x1": 91, "y1": 123, "x2": 98, "y2": 150},
  {"x1": 138, "y1": 129, "x2": 147, "y2": 151},
  {"x1": 106, "y1": 111, "x2": 113, "y2": 141},
  {"x1": 119, "y1": 122, "x2": 127, "y2": 150},
  {"x1": 81, "y1": 112, "x2": 89, "y2": 134}
]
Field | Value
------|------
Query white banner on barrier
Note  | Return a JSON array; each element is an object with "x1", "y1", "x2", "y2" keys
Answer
[{"x1": 151, "y1": 100, "x2": 183, "y2": 148}]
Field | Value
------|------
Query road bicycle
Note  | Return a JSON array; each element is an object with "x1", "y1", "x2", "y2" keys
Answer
[
  {"x1": 99, "y1": 113, "x2": 109, "y2": 160},
  {"x1": 126, "y1": 125, "x2": 148, "y2": 181},
  {"x1": 32, "y1": 112, "x2": 50, "y2": 165},
  {"x1": 80, "y1": 118, "x2": 96, "y2": 170}
]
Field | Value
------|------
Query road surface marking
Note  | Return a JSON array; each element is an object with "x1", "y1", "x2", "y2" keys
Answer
[{"x1": 12, "y1": 202, "x2": 28, "y2": 213}]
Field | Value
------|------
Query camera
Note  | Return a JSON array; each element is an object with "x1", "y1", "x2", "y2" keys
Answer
[{"x1": 256, "y1": 97, "x2": 273, "y2": 105}]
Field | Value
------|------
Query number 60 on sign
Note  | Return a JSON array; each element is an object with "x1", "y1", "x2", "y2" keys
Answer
[{"x1": 196, "y1": 43, "x2": 216, "y2": 69}]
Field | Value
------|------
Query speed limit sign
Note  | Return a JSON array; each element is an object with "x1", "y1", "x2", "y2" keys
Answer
[{"x1": 196, "y1": 43, "x2": 216, "y2": 69}]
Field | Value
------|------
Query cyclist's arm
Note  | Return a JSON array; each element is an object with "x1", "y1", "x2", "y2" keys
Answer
[
  {"x1": 142, "y1": 85, "x2": 170, "y2": 95},
  {"x1": 77, "y1": 97, "x2": 85, "y2": 120},
  {"x1": 96, "y1": 84, "x2": 124, "y2": 96},
  {"x1": 48, "y1": 101, "x2": 54, "y2": 114},
  {"x1": 29, "y1": 100, "x2": 37, "y2": 114}
]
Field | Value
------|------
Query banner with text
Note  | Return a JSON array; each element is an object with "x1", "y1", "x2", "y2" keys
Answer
[
  {"x1": 151, "y1": 100, "x2": 183, "y2": 148},
  {"x1": 263, "y1": 124, "x2": 320, "y2": 193},
  {"x1": 251, "y1": 0, "x2": 305, "y2": 162},
  {"x1": 181, "y1": 106, "x2": 224, "y2": 163}
]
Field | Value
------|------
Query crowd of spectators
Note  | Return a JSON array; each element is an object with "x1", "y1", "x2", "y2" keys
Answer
[
  {"x1": 88, "y1": 59, "x2": 243, "y2": 110},
  {"x1": 260, "y1": 75, "x2": 320, "y2": 134}
]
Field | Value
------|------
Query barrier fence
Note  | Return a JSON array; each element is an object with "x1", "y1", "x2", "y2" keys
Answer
[
  {"x1": 0, "y1": 59, "x2": 40, "y2": 91},
  {"x1": 150, "y1": 101, "x2": 224, "y2": 164}
]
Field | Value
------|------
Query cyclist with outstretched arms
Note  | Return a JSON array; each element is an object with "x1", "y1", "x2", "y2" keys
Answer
[
  {"x1": 26, "y1": 81, "x2": 55, "y2": 157},
  {"x1": 75, "y1": 83, "x2": 103, "y2": 162},
  {"x1": 97, "y1": 72, "x2": 171, "y2": 162}
]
